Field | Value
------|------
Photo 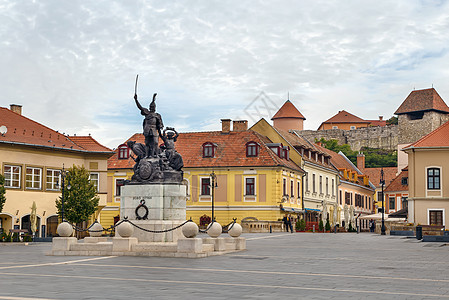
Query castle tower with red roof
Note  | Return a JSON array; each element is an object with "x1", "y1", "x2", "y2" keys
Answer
[
  {"x1": 395, "y1": 88, "x2": 449, "y2": 145},
  {"x1": 271, "y1": 100, "x2": 306, "y2": 131}
]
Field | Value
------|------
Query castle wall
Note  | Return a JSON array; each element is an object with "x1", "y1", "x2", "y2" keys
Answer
[{"x1": 297, "y1": 125, "x2": 398, "y2": 151}]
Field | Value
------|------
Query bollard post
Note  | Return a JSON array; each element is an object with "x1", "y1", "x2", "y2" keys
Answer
[
  {"x1": 334, "y1": 225, "x2": 337, "y2": 234},
  {"x1": 270, "y1": 226, "x2": 272, "y2": 233},
  {"x1": 313, "y1": 225, "x2": 315, "y2": 233}
]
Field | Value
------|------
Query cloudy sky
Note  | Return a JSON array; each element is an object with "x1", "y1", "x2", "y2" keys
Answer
[{"x1": 1, "y1": 0, "x2": 449, "y2": 149}]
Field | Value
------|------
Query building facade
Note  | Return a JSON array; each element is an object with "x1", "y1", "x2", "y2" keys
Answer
[
  {"x1": 106, "y1": 119, "x2": 305, "y2": 227},
  {"x1": 0, "y1": 105, "x2": 113, "y2": 237},
  {"x1": 404, "y1": 121, "x2": 449, "y2": 226}
]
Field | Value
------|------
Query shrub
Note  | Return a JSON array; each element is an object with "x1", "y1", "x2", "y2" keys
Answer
[
  {"x1": 296, "y1": 219, "x2": 306, "y2": 231},
  {"x1": 319, "y1": 220, "x2": 324, "y2": 231},
  {"x1": 325, "y1": 219, "x2": 331, "y2": 231},
  {"x1": 23, "y1": 235, "x2": 33, "y2": 242},
  {"x1": 4, "y1": 233, "x2": 12, "y2": 242}
]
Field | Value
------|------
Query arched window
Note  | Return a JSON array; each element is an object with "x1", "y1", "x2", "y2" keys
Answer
[
  {"x1": 118, "y1": 144, "x2": 129, "y2": 159},
  {"x1": 203, "y1": 142, "x2": 216, "y2": 158},
  {"x1": 246, "y1": 142, "x2": 259, "y2": 157}
]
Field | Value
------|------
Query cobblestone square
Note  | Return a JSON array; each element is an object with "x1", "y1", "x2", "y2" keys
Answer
[{"x1": 1, "y1": 233, "x2": 449, "y2": 299}]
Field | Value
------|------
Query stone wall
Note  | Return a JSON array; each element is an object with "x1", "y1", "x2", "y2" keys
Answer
[
  {"x1": 398, "y1": 112, "x2": 449, "y2": 144},
  {"x1": 297, "y1": 125, "x2": 398, "y2": 151}
]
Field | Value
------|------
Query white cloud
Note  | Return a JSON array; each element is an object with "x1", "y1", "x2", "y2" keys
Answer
[{"x1": 1, "y1": 0, "x2": 449, "y2": 147}]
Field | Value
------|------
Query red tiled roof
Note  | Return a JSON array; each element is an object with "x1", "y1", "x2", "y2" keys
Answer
[
  {"x1": 108, "y1": 130, "x2": 303, "y2": 172},
  {"x1": 0, "y1": 106, "x2": 112, "y2": 154},
  {"x1": 362, "y1": 167, "x2": 397, "y2": 188},
  {"x1": 367, "y1": 119, "x2": 387, "y2": 127},
  {"x1": 394, "y1": 88, "x2": 449, "y2": 115},
  {"x1": 405, "y1": 120, "x2": 449, "y2": 149},
  {"x1": 385, "y1": 168, "x2": 408, "y2": 192},
  {"x1": 321, "y1": 110, "x2": 369, "y2": 124},
  {"x1": 271, "y1": 100, "x2": 305, "y2": 120},
  {"x1": 69, "y1": 135, "x2": 112, "y2": 152}
]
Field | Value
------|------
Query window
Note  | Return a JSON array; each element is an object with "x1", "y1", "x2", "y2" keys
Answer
[
  {"x1": 401, "y1": 177, "x2": 408, "y2": 186},
  {"x1": 269, "y1": 146, "x2": 280, "y2": 157},
  {"x1": 389, "y1": 197, "x2": 395, "y2": 210},
  {"x1": 90, "y1": 173, "x2": 99, "y2": 191},
  {"x1": 332, "y1": 179, "x2": 335, "y2": 197},
  {"x1": 283, "y1": 178, "x2": 287, "y2": 196},
  {"x1": 245, "y1": 178, "x2": 255, "y2": 196},
  {"x1": 115, "y1": 179, "x2": 125, "y2": 197},
  {"x1": 46, "y1": 169, "x2": 60, "y2": 191},
  {"x1": 350, "y1": 126, "x2": 356, "y2": 130},
  {"x1": 402, "y1": 197, "x2": 408, "y2": 209},
  {"x1": 290, "y1": 180, "x2": 294, "y2": 197},
  {"x1": 4, "y1": 165, "x2": 21, "y2": 188},
  {"x1": 345, "y1": 192, "x2": 350, "y2": 205},
  {"x1": 326, "y1": 177, "x2": 329, "y2": 195},
  {"x1": 332, "y1": 126, "x2": 338, "y2": 129},
  {"x1": 427, "y1": 168, "x2": 440, "y2": 190},
  {"x1": 312, "y1": 174, "x2": 316, "y2": 193},
  {"x1": 305, "y1": 174, "x2": 309, "y2": 192},
  {"x1": 297, "y1": 182, "x2": 300, "y2": 199},
  {"x1": 429, "y1": 210, "x2": 443, "y2": 225},
  {"x1": 203, "y1": 142, "x2": 215, "y2": 158},
  {"x1": 339, "y1": 190, "x2": 342, "y2": 205},
  {"x1": 201, "y1": 178, "x2": 211, "y2": 195},
  {"x1": 118, "y1": 144, "x2": 129, "y2": 159},
  {"x1": 246, "y1": 142, "x2": 258, "y2": 157},
  {"x1": 26, "y1": 167, "x2": 42, "y2": 189},
  {"x1": 319, "y1": 176, "x2": 323, "y2": 194}
]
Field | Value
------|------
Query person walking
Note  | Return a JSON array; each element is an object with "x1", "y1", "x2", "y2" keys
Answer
[{"x1": 282, "y1": 215, "x2": 289, "y2": 232}]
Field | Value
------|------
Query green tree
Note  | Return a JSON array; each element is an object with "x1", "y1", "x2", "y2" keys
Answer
[
  {"x1": 0, "y1": 174, "x2": 6, "y2": 213},
  {"x1": 55, "y1": 165, "x2": 99, "y2": 224},
  {"x1": 386, "y1": 116, "x2": 398, "y2": 125},
  {"x1": 318, "y1": 138, "x2": 397, "y2": 168}
]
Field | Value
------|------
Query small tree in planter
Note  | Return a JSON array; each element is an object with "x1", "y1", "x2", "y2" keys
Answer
[
  {"x1": 325, "y1": 219, "x2": 331, "y2": 232},
  {"x1": 296, "y1": 219, "x2": 306, "y2": 231},
  {"x1": 319, "y1": 220, "x2": 324, "y2": 231}
]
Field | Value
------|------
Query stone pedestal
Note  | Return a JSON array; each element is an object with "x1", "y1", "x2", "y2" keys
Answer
[
  {"x1": 177, "y1": 238, "x2": 203, "y2": 253},
  {"x1": 52, "y1": 237, "x2": 77, "y2": 251},
  {"x1": 112, "y1": 237, "x2": 138, "y2": 252},
  {"x1": 119, "y1": 183, "x2": 186, "y2": 242}
]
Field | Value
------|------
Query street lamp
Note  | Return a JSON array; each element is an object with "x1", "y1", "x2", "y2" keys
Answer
[
  {"x1": 380, "y1": 168, "x2": 386, "y2": 235},
  {"x1": 210, "y1": 171, "x2": 218, "y2": 222},
  {"x1": 55, "y1": 164, "x2": 71, "y2": 222}
]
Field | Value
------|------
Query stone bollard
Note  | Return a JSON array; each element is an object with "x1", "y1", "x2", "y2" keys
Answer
[
  {"x1": 207, "y1": 222, "x2": 222, "y2": 238},
  {"x1": 182, "y1": 221, "x2": 199, "y2": 238}
]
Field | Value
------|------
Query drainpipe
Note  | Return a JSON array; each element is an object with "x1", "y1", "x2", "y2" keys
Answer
[{"x1": 302, "y1": 172, "x2": 307, "y2": 221}]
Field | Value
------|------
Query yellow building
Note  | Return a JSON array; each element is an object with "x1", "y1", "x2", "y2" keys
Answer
[
  {"x1": 252, "y1": 114, "x2": 340, "y2": 230},
  {"x1": 106, "y1": 119, "x2": 305, "y2": 226},
  {"x1": 0, "y1": 105, "x2": 113, "y2": 237}
]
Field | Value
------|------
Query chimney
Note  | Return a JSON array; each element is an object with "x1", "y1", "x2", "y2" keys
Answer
[
  {"x1": 316, "y1": 141, "x2": 322, "y2": 147},
  {"x1": 357, "y1": 152, "x2": 365, "y2": 170},
  {"x1": 221, "y1": 119, "x2": 231, "y2": 134},
  {"x1": 233, "y1": 120, "x2": 248, "y2": 132},
  {"x1": 10, "y1": 104, "x2": 22, "y2": 115},
  {"x1": 379, "y1": 116, "x2": 383, "y2": 121}
]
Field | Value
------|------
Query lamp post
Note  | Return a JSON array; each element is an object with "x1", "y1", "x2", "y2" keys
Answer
[
  {"x1": 210, "y1": 171, "x2": 218, "y2": 222},
  {"x1": 380, "y1": 168, "x2": 386, "y2": 235},
  {"x1": 56, "y1": 164, "x2": 71, "y2": 222}
]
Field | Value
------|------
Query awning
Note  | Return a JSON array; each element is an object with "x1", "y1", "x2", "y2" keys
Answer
[
  {"x1": 281, "y1": 207, "x2": 304, "y2": 213},
  {"x1": 389, "y1": 207, "x2": 408, "y2": 218},
  {"x1": 304, "y1": 208, "x2": 321, "y2": 212}
]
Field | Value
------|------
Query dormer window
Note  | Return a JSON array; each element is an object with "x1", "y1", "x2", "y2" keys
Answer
[
  {"x1": 246, "y1": 142, "x2": 259, "y2": 157},
  {"x1": 282, "y1": 146, "x2": 289, "y2": 160},
  {"x1": 118, "y1": 144, "x2": 129, "y2": 159},
  {"x1": 203, "y1": 142, "x2": 216, "y2": 158},
  {"x1": 401, "y1": 177, "x2": 408, "y2": 185}
]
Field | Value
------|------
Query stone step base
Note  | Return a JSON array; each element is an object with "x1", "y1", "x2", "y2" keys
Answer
[{"x1": 132, "y1": 242, "x2": 178, "y2": 252}]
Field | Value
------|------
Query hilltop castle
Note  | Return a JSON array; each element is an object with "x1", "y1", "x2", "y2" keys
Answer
[{"x1": 277, "y1": 88, "x2": 449, "y2": 171}]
